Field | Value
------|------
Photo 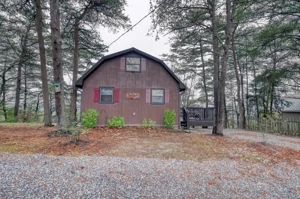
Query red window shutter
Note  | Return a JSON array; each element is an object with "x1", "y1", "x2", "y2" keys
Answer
[
  {"x1": 94, "y1": 88, "x2": 99, "y2": 102},
  {"x1": 141, "y1": 58, "x2": 146, "y2": 71},
  {"x1": 146, "y1": 89, "x2": 150, "y2": 103},
  {"x1": 165, "y1": 89, "x2": 169, "y2": 103},
  {"x1": 120, "y1": 57, "x2": 125, "y2": 71},
  {"x1": 114, "y1": 88, "x2": 120, "y2": 103}
]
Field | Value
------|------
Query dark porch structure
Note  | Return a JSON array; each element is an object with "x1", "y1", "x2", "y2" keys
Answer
[{"x1": 180, "y1": 107, "x2": 215, "y2": 129}]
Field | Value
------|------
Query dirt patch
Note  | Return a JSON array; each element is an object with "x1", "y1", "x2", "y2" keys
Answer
[{"x1": 0, "y1": 124, "x2": 299, "y2": 163}]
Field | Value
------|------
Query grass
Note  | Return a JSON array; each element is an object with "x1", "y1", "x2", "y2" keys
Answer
[{"x1": 0, "y1": 124, "x2": 299, "y2": 164}]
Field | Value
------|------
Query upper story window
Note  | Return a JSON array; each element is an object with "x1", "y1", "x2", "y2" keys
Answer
[
  {"x1": 100, "y1": 87, "x2": 114, "y2": 104},
  {"x1": 126, "y1": 57, "x2": 141, "y2": 72},
  {"x1": 151, "y1": 89, "x2": 165, "y2": 105}
]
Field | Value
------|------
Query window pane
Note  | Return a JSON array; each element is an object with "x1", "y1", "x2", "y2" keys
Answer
[
  {"x1": 151, "y1": 89, "x2": 164, "y2": 104},
  {"x1": 152, "y1": 96, "x2": 163, "y2": 103},
  {"x1": 101, "y1": 88, "x2": 113, "y2": 95},
  {"x1": 126, "y1": 57, "x2": 140, "y2": 64},
  {"x1": 101, "y1": 95, "x2": 113, "y2": 103},
  {"x1": 152, "y1": 89, "x2": 164, "y2": 97},
  {"x1": 126, "y1": 64, "x2": 140, "y2": 71}
]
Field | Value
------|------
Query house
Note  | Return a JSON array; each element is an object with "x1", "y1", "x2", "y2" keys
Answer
[
  {"x1": 76, "y1": 47, "x2": 186, "y2": 127},
  {"x1": 282, "y1": 95, "x2": 300, "y2": 120}
]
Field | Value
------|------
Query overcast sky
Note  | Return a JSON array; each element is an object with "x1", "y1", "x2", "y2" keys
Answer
[{"x1": 100, "y1": 0, "x2": 170, "y2": 58}]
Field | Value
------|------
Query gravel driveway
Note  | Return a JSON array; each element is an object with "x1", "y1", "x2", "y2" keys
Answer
[
  {"x1": 191, "y1": 128, "x2": 300, "y2": 151},
  {"x1": 1, "y1": 153, "x2": 300, "y2": 198}
]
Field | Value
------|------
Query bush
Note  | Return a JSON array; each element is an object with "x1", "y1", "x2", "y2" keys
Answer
[
  {"x1": 142, "y1": 118, "x2": 156, "y2": 128},
  {"x1": 50, "y1": 127, "x2": 85, "y2": 144},
  {"x1": 163, "y1": 109, "x2": 176, "y2": 128},
  {"x1": 107, "y1": 116, "x2": 125, "y2": 128},
  {"x1": 82, "y1": 109, "x2": 99, "y2": 128},
  {"x1": 142, "y1": 119, "x2": 148, "y2": 128},
  {"x1": 69, "y1": 127, "x2": 84, "y2": 143},
  {"x1": 148, "y1": 119, "x2": 156, "y2": 127}
]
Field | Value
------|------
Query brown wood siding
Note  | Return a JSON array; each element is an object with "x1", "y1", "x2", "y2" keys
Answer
[{"x1": 81, "y1": 53, "x2": 180, "y2": 127}]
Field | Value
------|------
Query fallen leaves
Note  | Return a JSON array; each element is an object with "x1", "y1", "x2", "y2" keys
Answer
[{"x1": 0, "y1": 124, "x2": 299, "y2": 165}]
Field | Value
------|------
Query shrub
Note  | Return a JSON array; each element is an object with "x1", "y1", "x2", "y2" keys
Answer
[
  {"x1": 82, "y1": 109, "x2": 99, "y2": 128},
  {"x1": 107, "y1": 116, "x2": 125, "y2": 128},
  {"x1": 163, "y1": 109, "x2": 176, "y2": 128},
  {"x1": 148, "y1": 119, "x2": 156, "y2": 127},
  {"x1": 142, "y1": 118, "x2": 156, "y2": 128},
  {"x1": 69, "y1": 127, "x2": 84, "y2": 143},
  {"x1": 142, "y1": 119, "x2": 148, "y2": 128}
]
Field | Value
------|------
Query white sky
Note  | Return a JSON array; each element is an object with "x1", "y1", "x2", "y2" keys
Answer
[{"x1": 100, "y1": 0, "x2": 170, "y2": 58}]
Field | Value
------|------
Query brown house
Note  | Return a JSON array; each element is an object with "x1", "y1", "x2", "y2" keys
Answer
[{"x1": 76, "y1": 48, "x2": 186, "y2": 127}]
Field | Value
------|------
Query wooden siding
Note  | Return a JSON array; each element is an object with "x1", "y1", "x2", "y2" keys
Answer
[{"x1": 81, "y1": 53, "x2": 180, "y2": 127}]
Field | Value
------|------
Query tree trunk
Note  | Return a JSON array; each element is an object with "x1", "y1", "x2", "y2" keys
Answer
[
  {"x1": 245, "y1": 58, "x2": 249, "y2": 119},
  {"x1": 270, "y1": 50, "x2": 277, "y2": 115},
  {"x1": 232, "y1": 40, "x2": 245, "y2": 129},
  {"x1": 50, "y1": 0, "x2": 67, "y2": 129},
  {"x1": 200, "y1": 40, "x2": 209, "y2": 108},
  {"x1": 1, "y1": 64, "x2": 7, "y2": 121},
  {"x1": 14, "y1": 25, "x2": 31, "y2": 118},
  {"x1": 210, "y1": 0, "x2": 220, "y2": 134},
  {"x1": 23, "y1": 64, "x2": 27, "y2": 122},
  {"x1": 215, "y1": 0, "x2": 232, "y2": 135},
  {"x1": 252, "y1": 58, "x2": 259, "y2": 120},
  {"x1": 35, "y1": 91, "x2": 42, "y2": 121},
  {"x1": 69, "y1": 20, "x2": 79, "y2": 123},
  {"x1": 2, "y1": 89, "x2": 7, "y2": 120},
  {"x1": 69, "y1": 5, "x2": 90, "y2": 123},
  {"x1": 224, "y1": 96, "x2": 228, "y2": 128},
  {"x1": 14, "y1": 47, "x2": 22, "y2": 118},
  {"x1": 35, "y1": 91, "x2": 42, "y2": 114},
  {"x1": 34, "y1": 0, "x2": 52, "y2": 126},
  {"x1": 240, "y1": 71, "x2": 246, "y2": 128}
]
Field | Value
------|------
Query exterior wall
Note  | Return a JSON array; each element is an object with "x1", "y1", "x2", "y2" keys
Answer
[
  {"x1": 282, "y1": 112, "x2": 300, "y2": 120},
  {"x1": 81, "y1": 53, "x2": 180, "y2": 127}
]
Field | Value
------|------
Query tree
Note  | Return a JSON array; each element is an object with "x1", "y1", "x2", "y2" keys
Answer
[
  {"x1": 150, "y1": 0, "x2": 235, "y2": 135},
  {"x1": 50, "y1": 0, "x2": 67, "y2": 129},
  {"x1": 33, "y1": 0, "x2": 52, "y2": 126},
  {"x1": 66, "y1": 0, "x2": 130, "y2": 123}
]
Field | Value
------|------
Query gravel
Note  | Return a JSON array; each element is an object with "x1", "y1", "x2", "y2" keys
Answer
[
  {"x1": 192, "y1": 128, "x2": 300, "y2": 151},
  {"x1": 223, "y1": 129, "x2": 300, "y2": 151},
  {"x1": 1, "y1": 153, "x2": 300, "y2": 198}
]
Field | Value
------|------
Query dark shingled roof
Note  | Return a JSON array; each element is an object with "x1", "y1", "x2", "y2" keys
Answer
[{"x1": 76, "y1": 47, "x2": 186, "y2": 92}]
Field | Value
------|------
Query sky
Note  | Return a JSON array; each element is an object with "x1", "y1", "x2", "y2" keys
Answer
[{"x1": 100, "y1": 0, "x2": 170, "y2": 58}]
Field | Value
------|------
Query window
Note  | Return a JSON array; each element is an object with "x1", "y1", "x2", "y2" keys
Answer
[
  {"x1": 100, "y1": 87, "x2": 114, "y2": 103},
  {"x1": 126, "y1": 57, "x2": 141, "y2": 72},
  {"x1": 151, "y1": 89, "x2": 165, "y2": 105}
]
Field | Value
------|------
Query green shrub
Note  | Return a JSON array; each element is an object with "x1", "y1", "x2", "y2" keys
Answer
[
  {"x1": 142, "y1": 118, "x2": 156, "y2": 128},
  {"x1": 107, "y1": 116, "x2": 125, "y2": 128},
  {"x1": 148, "y1": 119, "x2": 156, "y2": 127},
  {"x1": 142, "y1": 119, "x2": 148, "y2": 128},
  {"x1": 82, "y1": 109, "x2": 99, "y2": 128},
  {"x1": 163, "y1": 109, "x2": 176, "y2": 128}
]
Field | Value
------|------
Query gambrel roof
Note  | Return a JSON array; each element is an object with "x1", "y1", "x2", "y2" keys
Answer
[{"x1": 76, "y1": 47, "x2": 186, "y2": 91}]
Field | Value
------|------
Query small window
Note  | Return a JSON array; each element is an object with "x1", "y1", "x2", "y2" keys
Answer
[
  {"x1": 100, "y1": 87, "x2": 114, "y2": 104},
  {"x1": 126, "y1": 57, "x2": 141, "y2": 72},
  {"x1": 151, "y1": 89, "x2": 165, "y2": 105}
]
